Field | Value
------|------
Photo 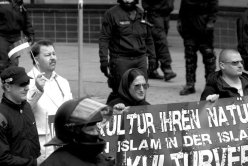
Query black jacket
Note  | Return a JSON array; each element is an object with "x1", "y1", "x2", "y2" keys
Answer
[
  {"x1": 0, "y1": 95, "x2": 40, "y2": 166},
  {"x1": 179, "y1": 0, "x2": 218, "y2": 18},
  {"x1": 0, "y1": 2, "x2": 34, "y2": 37},
  {"x1": 99, "y1": 5, "x2": 155, "y2": 63},
  {"x1": 178, "y1": 0, "x2": 218, "y2": 34},
  {"x1": 108, "y1": 94, "x2": 150, "y2": 107},
  {"x1": 41, "y1": 141, "x2": 115, "y2": 166},
  {"x1": 142, "y1": 0, "x2": 174, "y2": 16},
  {"x1": 200, "y1": 71, "x2": 248, "y2": 100}
]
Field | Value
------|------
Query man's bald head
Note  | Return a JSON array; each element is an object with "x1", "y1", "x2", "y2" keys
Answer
[
  {"x1": 218, "y1": 49, "x2": 243, "y2": 77},
  {"x1": 219, "y1": 49, "x2": 241, "y2": 63}
]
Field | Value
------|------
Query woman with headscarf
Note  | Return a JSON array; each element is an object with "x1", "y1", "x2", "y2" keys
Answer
[
  {"x1": 107, "y1": 68, "x2": 150, "y2": 107},
  {"x1": 107, "y1": 68, "x2": 150, "y2": 164}
]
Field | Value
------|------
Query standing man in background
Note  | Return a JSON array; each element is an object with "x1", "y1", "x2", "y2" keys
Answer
[
  {"x1": 0, "y1": 0, "x2": 34, "y2": 74},
  {"x1": 99, "y1": 0, "x2": 156, "y2": 103},
  {"x1": 237, "y1": 7, "x2": 248, "y2": 71},
  {"x1": 177, "y1": 0, "x2": 218, "y2": 95},
  {"x1": 142, "y1": 0, "x2": 177, "y2": 81},
  {"x1": 27, "y1": 40, "x2": 73, "y2": 159}
]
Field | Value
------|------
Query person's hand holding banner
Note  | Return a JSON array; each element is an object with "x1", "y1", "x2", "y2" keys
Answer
[
  {"x1": 100, "y1": 96, "x2": 248, "y2": 166},
  {"x1": 113, "y1": 103, "x2": 129, "y2": 114},
  {"x1": 206, "y1": 94, "x2": 219, "y2": 102}
]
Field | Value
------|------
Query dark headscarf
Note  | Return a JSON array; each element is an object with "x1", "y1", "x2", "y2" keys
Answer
[{"x1": 117, "y1": 68, "x2": 149, "y2": 106}]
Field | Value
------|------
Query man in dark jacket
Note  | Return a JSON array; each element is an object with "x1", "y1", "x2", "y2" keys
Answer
[
  {"x1": 142, "y1": 0, "x2": 177, "y2": 81},
  {"x1": 41, "y1": 97, "x2": 115, "y2": 166},
  {"x1": 0, "y1": 66, "x2": 41, "y2": 166},
  {"x1": 178, "y1": 0, "x2": 218, "y2": 95},
  {"x1": 200, "y1": 49, "x2": 248, "y2": 101},
  {"x1": 0, "y1": 0, "x2": 34, "y2": 74},
  {"x1": 99, "y1": 0, "x2": 156, "y2": 103},
  {"x1": 237, "y1": 8, "x2": 248, "y2": 71}
]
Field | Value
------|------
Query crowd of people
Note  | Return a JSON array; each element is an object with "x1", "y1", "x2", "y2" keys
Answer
[{"x1": 0, "y1": 0, "x2": 248, "y2": 165}]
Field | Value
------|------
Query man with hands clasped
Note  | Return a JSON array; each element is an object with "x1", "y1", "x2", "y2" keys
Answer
[
  {"x1": 200, "y1": 49, "x2": 248, "y2": 102},
  {"x1": 27, "y1": 40, "x2": 73, "y2": 159}
]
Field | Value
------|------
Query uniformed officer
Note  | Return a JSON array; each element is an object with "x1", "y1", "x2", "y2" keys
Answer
[
  {"x1": 178, "y1": 0, "x2": 218, "y2": 95},
  {"x1": 0, "y1": 0, "x2": 34, "y2": 74},
  {"x1": 99, "y1": 0, "x2": 156, "y2": 104},
  {"x1": 237, "y1": 7, "x2": 248, "y2": 71}
]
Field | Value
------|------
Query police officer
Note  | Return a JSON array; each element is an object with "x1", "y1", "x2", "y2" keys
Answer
[
  {"x1": 99, "y1": 0, "x2": 156, "y2": 103},
  {"x1": 41, "y1": 97, "x2": 115, "y2": 166},
  {"x1": 0, "y1": 0, "x2": 34, "y2": 74},
  {"x1": 178, "y1": 0, "x2": 218, "y2": 95},
  {"x1": 237, "y1": 7, "x2": 248, "y2": 71},
  {"x1": 142, "y1": 0, "x2": 177, "y2": 81},
  {"x1": 0, "y1": 66, "x2": 41, "y2": 165}
]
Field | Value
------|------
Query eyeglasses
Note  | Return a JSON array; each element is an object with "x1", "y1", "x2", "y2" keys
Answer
[
  {"x1": 222, "y1": 60, "x2": 244, "y2": 66},
  {"x1": 134, "y1": 83, "x2": 149, "y2": 90}
]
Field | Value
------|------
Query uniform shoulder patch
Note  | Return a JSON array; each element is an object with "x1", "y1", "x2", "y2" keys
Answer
[{"x1": 0, "y1": 113, "x2": 7, "y2": 129}]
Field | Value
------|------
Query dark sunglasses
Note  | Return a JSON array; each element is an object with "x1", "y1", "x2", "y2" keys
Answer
[
  {"x1": 223, "y1": 60, "x2": 244, "y2": 66},
  {"x1": 19, "y1": 80, "x2": 30, "y2": 87},
  {"x1": 134, "y1": 83, "x2": 149, "y2": 90}
]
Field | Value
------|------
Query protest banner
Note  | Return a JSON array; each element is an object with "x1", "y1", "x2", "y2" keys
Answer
[{"x1": 100, "y1": 96, "x2": 248, "y2": 166}]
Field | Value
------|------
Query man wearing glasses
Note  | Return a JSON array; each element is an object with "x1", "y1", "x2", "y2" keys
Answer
[{"x1": 200, "y1": 49, "x2": 248, "y2": 101}]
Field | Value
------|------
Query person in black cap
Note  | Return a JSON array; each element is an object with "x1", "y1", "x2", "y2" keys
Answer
[
  {"x1": 41, "y1": 97, "x2": 115, "y2": 166},
  {"x1": 0, "y1": 66, "x2": 42, "y2": 166}
]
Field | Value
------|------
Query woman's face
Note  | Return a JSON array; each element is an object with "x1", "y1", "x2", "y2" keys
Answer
[{"x1": 129, "y1": 75, "x2": 148, "y2": 101}]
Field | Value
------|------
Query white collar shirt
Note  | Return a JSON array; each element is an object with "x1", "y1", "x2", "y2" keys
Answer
[{"x1": 27, "y1": 67, "x2": 73, "y2": 134}]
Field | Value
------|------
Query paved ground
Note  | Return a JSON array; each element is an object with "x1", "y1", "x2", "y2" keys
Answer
[{"x1": 19, "y1": 31, "x2": 221, "y2": 105}]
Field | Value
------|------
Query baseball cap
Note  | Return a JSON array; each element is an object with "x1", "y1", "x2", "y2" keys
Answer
[
  {"x1": 45, "y1": 97, "x2": 109, "y2": 146},
  {"x1": 1, "y1": 66, "x2": 32, "y2": 85}
]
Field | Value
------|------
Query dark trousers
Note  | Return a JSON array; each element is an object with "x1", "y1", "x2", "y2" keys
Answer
[
  {"x1": 183, "y1": 39, "x2": 216, "y2": 85},
  {"x1": 238, "y1": 46, "x2": 248, "y2": 71},
  {"x1": 106, "y1": 55, "x2": 147, "y2": 104},
  {"x1": 0, "y1": 35, "x2": 20, "y2": 73},
  {"x1": 147, "y1": 13, "x2": 172, "y2": 68},
  {"x1": 179, "y1": 15, "x2": 216, "y2": 85}
]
